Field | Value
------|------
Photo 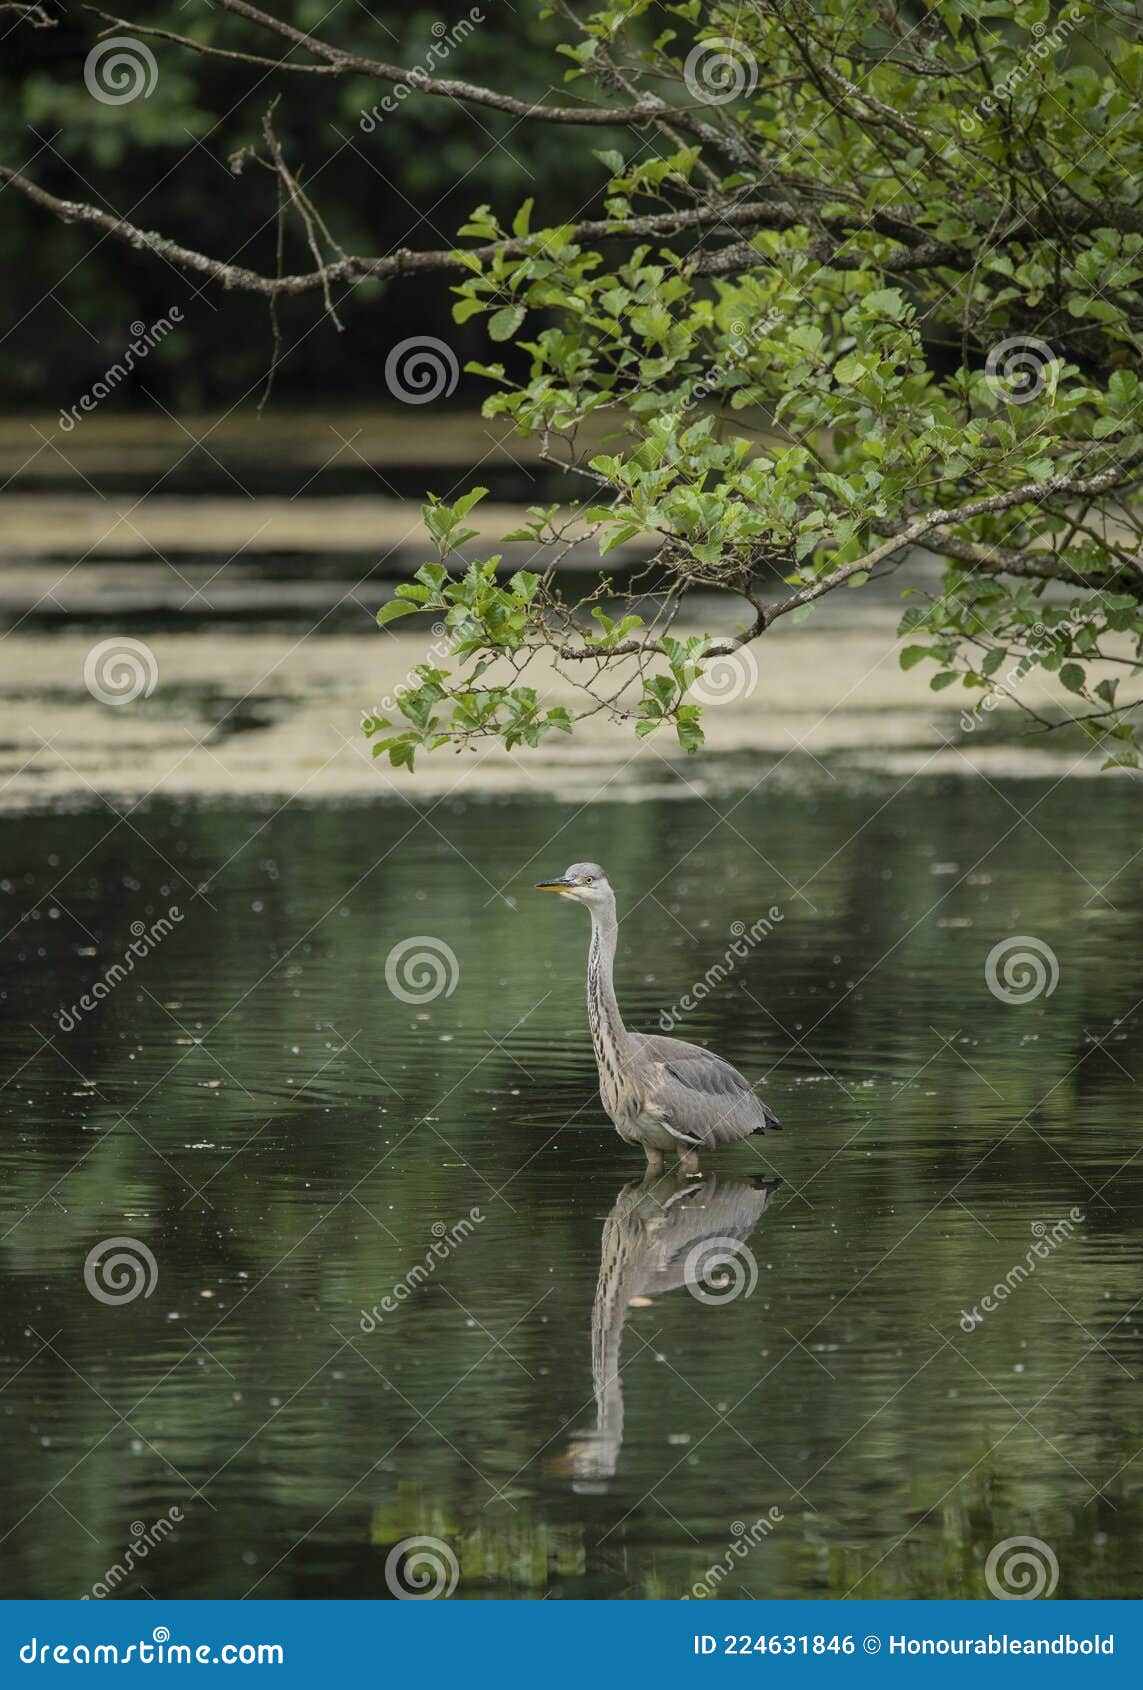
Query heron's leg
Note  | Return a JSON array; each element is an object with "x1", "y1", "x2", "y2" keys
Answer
[
  {"x1": 677, "y1": 1148, "x2": 701, "y2": 1176},
  {"x1": 644, "y1": 1146, "x2": 664, "y2": 1174}
]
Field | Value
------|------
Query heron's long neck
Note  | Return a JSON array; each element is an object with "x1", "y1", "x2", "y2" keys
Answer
[{"x1": 587, "y1": 902, "x2": 631, "y2": 1069}]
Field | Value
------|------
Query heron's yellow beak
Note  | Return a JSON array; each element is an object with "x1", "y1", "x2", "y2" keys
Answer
[{"x1": 535, "y1": 878, "x2": 575, "y2": 894}]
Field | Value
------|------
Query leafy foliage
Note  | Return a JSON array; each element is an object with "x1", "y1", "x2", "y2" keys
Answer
[{"x1": 365, "y1": 0, "x2": 1143, "y2": 767}]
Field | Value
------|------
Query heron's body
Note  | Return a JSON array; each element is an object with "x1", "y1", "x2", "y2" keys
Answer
[{"x1": 537, "y1": 862, "x2": 783, "y2": 1171}]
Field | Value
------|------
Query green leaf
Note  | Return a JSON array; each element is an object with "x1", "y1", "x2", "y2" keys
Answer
[
  {"x1": 599, "y1": 523, "x2": 641, "y2": 556},
  {"x1": 376, "y1": 600, "x2": 420, "y2": 627},
  {"x1": 488, "y1": 305, "x2": 526, "y2": 342},
  {"x1": 676, "y1": 716, "x2": 706, "y2": 752},
  {"x1": 833, "y1": 354, "x2": 867, "y2": 384},
  {"x1": 508, "y1": 569, "x2": 539, "y2": 601},
  {"x1": 862, "y1": 287, "x2": 905, "y2": 319},
  {"x1": 453, "y1": 487, "x2": 490, "y2": 519}
]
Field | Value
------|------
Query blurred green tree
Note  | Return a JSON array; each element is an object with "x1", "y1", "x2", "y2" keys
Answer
[{"x1": 0, "y1": 0, "x2": 593, "y2": 405}]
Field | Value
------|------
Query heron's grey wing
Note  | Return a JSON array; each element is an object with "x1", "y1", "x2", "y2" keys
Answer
[
  {"x1": 636, "y1": 1032, "x2": 760, "y2": 1085},
  {"x1": 633, "y1": 1032, "x2": 782, "y2": 1145}
]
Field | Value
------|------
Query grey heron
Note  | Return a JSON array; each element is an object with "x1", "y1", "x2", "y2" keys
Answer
[{"x1": 535, "y1": 862, "x2": 783, "y2": 1172}]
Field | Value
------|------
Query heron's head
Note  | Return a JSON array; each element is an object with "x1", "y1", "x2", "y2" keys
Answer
[{"x1": 534, "y1": 861, "x2": 612, "y2": 908}]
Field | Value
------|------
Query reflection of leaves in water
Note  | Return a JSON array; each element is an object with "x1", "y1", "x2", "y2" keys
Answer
[{"x1": 371, "y1": 1487, "x2": 585, "y2": 1593}]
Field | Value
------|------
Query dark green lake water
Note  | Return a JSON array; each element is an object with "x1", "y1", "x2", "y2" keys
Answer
[{"x1": 1, "y1": 774, "x2": 1141, "y2": 1600}]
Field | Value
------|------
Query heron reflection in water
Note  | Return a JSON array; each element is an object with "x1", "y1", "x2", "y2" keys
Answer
[{"x1": 553, "y1": 1171, "x2": 781, "y2": 1488}]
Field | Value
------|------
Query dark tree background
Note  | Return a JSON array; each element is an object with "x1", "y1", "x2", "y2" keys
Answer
[{"x1": 0, "y1": 1, "x2": 605, "y2": 408}]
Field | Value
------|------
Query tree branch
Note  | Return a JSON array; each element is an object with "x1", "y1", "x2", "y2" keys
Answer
[
  {"x1": 914, "y1": 531, "x2": 1143, "y2": 598},
  {"x1": 771, "y1": 451, "x2": 1143, "y2": 621},
  {"x1": 550, "y1": 449, "x2": 1143, "y2": 667},
  {"x1": 88, "y1": 1, "x2": 722, "y2": 141},
  {"x1": 1, "y1": 2, "x2": 54, "y2": 23},
  {"x1": 0, "y1": 164, "x2": 942, "y2": 297}
]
